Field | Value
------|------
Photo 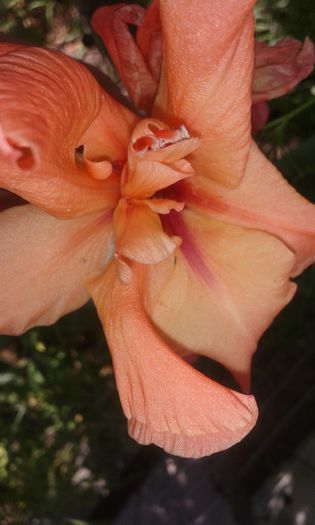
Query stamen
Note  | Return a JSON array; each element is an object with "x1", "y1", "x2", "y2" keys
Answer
[{"x1": 76, "y1": 144, "x2": 115, "y2": 180}]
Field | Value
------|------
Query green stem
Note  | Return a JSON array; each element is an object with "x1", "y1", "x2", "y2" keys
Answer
[{"x1": 263, "y1": 96, "x2": 315, "y2": 131}]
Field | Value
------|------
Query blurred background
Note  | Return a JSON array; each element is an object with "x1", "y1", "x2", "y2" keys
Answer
[{"x1": 0, "y1": 1, "x2": 315, "y2": 524}]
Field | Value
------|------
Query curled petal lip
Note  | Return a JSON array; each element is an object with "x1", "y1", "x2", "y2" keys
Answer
[
  {"x1": 0, "y1": 44, "x2": 130, "y2": 217},
  {"x1": 87, "y1": 261, "x2": 259, "y2": 458},
  {"x1": 91, "y1": 4, "x2": 158, "y2": 112}
]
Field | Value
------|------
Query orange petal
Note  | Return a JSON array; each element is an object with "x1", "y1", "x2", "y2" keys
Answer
[
  {"x1": 87, "y1": 261, "x2": 258, "y2": 458},
  {"x1": 0, "y1": 205, "x2": 113, "y2": 335},
  {"x1": 253, "y1": 37, "x2": 315, "y2": 103},
  {"x1": 123, "y1": 159, "x2": 194, "y2": 199},
  {"x1": 181, "y1": 141, "x2": 315, "y2": 276},
  {"x1": 136, "y1": 0, "x2": 161, "y2": 81},
  {"x1": 91, "y1": 4, "x2": 157, "y2": 112},
  {"x1": 147, "y1": 209, "x2": 296, "y2": 391},
  {"x1": 0, "y1": 42, "x2": 21, "y2": 55},
  {"x1": 80, "y1": 91, "x2": 138, "y2": 164},
  {"x1": 0, "y1": 44, "x2": 128, "y2": 217},
  {"x1": 114, "y1": 199, "x2": 177, "y2": 264},
  {"x1": 153, "y1": 0, "x2": 255, "y2": 187}
]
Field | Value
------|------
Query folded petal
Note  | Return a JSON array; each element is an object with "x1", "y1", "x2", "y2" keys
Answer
[
  {"x1": 181, "y1": 141, "x2": 315, "y2": 275},
  {"x1": 136, "y1": 0, "x2": 162, "y2": 81},
  {"x1": 114, "y1": 199, "x2": 177, "y2": 264},
  {"x1": 153, "y1": 0, "x2": 255, "y2": 187},
  {"x1": 123, "y1": 159, "x2": 194, "y2": 199},
  {"x1": 80, "y1": 92, "x2": 138, "y2": 165},
  {"x1": 146, "y1": 209, "x2": 296, "y2": 391},
  {"x1": 251, "y1": 101, "x2": 270, "y2": 134},
  {"x1": 87, "y1": 261, "x2": 258, "y2": 458},
  {"x1": 91, "y1": 4, "x2": 157, "y2": 112},
  {"x1": 253, "y1": 37, "x2": 315, "y2": 103},
  {"x1": 0, "y1": 205, "x2": 113, "y2": 335},
  {"x1": 0, "y1": 44, "x2": 135, "y2": 217}
]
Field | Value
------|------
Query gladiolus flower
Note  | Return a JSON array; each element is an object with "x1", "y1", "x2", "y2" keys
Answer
[{"x1": 1, "y1": 1, "x2": 315, "y2": 458}]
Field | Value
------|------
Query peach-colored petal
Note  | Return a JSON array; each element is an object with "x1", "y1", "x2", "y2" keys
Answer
[
  {"x1": 136, "y1": 0, "x2": 161, "y2": 81},
  {"x1": 113, "y1": 199, "x2": 177, "y2": 264},
  {"x1": 0, "y1": 44, "x2": 130, "y2": 217},
  {"x1": 91, "y1": 4, "x2": 157, "y2": 112},
  {"x1": 153, "y1": 0, "x2": 255, "y2": 187},
  {"x1": 0, "y1": 205, "x2": 113, "y2": 335},
  {"x1": 123, "y1": 159, "x2": 194, "y2": 199},
  {"x1": 180, "y1": 141, "x2": 315, "y2": 276},
  {"x1": 253, "y1": 37, "x2": 315, "y2": 103},
  {"x1": 87, "y1": 261, "x2": 258, "y2": 458},
  {"x1": 145, "y1": 209, "x2": 296, "y2": 391}
]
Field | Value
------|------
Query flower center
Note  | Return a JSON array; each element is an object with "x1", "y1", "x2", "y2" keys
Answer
[{"x1": 112, "y1": 119, "x2": 199, "y2": 283}]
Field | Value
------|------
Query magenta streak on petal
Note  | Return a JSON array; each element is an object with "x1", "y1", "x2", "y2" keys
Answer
[
  {"x1": 162, "y1": 210, "x2": 215, "y2": 286},
  {"x1": 181, "y1": 181, "x2": 315, "y2": 242}
]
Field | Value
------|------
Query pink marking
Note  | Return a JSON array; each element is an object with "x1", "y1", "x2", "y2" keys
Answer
[
  {"x1": 163, "y1": 210, "x2": 215, "y2": 286},
  {"x1": 0, "y1": 126, "x2": 21, "y2": 162},
  {"x1": 112, "y1": 159, "x2": 125, "y2": 175},
  {"x1": 179, "y1": 180, "x2": 315, "y2": 239}
]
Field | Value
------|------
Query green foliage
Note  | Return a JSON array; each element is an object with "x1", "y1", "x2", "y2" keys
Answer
[
  {"x1": 0, "y1": 0, "x2": 54, "y2": 43},
  {"x1": 0, "y1": 0, "x2": 86, "y2": 46},
  {"x1": 266, "y1": 0, "x2": 315, "y2": 42},
  {"x1": 0, "y1": 306, "x2": 138, "y2": 523},
  {"x1": 255, "y1": 0, "x2": 315, "y2": 158},
  {"x1": 255, "y1": 0, "x2": 315, "y2": 42}
]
